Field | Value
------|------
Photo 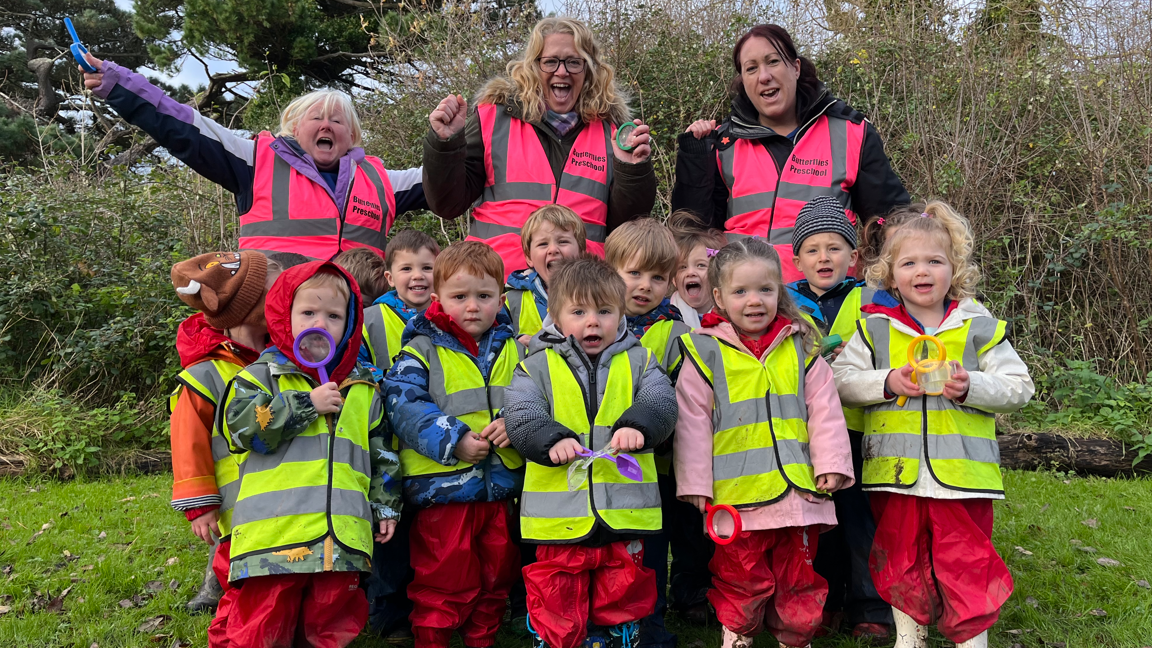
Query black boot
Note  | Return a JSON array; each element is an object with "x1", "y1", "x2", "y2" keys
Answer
[{"x1": 185, "y1": 542, "x2": 223, "y2": 614}]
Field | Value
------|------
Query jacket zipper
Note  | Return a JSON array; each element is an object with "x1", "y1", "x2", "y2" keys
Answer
[{"x1": 575, "y1": 346, "x2": 604, "y2": 522}]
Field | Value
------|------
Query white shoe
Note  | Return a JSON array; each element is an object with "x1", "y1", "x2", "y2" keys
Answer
[
  {"x1": 720, "y1": 626, "x2": 753, "y2": 648},
  {"x1": 892, "y1": 607, "x2": 928, "y2": 648},
  {"x1": 955, "y1": 631, "x2": 988, "y2": 648}
]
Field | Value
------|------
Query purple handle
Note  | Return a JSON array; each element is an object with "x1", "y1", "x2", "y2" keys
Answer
[{"x1": 574, "y1": 446, "x2": 643, "y2": 482}]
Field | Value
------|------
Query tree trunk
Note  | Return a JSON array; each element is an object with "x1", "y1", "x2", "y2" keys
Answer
[
  {"x1": 27, "y1": 58, "x2": 60, "y2": 119},
  {"x1": 998, "y1": 432, "x2": 1152, "y2": 477}
]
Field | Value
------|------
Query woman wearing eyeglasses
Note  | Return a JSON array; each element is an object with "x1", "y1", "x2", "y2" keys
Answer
[{"x1": 422, "y1": 17, "x2": 656, "y2": 273}]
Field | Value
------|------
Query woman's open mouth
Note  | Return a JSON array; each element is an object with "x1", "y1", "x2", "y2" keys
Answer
[
  {"x1": 316, "y1": 137, "x2": 334, "y2": 151},
  {"x1": 550, "y1": 83, "x2": 573, "y2": 104},
  {"x1": 760, "y1": 88, "x2": 780, "y2": 101}
]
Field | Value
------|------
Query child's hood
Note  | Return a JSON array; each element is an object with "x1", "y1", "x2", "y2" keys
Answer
[
  {"x1": 504, "y1": 268, "x2": 539, "y2": 292},
  {"x1": 264, "y1": 260, "x2": 364, "y2": 384},
  {"x1": 176, "y1": 312, "x2": 261, "y2": 368},
  {"x1": 861, "y1": 290, "x2": 987, "y2": 334},
  {"x1": 531, "y1": 313, "x2": 637, "y2": 364}
]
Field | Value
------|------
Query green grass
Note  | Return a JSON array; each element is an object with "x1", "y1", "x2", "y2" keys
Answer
[{"x1": 2, "y1": 471, "x2": 1151, "y2": 647}]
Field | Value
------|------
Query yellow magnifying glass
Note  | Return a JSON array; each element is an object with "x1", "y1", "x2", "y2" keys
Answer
[{"x1": 896, "y1": 335, "x2": 950, "y2": 407}]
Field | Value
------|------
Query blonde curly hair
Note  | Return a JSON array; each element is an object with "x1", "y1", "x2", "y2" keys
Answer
[
  {"x1": 864, "y1": 201, "x2": 981, "y2": 302},
  {"x1": 476, "y1": 17, "x2": 631, "y2": 126}
]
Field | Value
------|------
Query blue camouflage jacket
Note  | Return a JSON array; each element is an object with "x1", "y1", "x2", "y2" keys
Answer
[{"x1": 383, "y1": 309, "x2": 524, "y2": 508}]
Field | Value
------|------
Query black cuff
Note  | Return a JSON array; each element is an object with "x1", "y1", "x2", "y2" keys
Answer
[
  {"x1": 424, "y1": 127, "x2": 466, "y2": 153},
  {"x1": 528, "y1": 424, "x2": 579, "y2": 467},
  {"x1": 677, "y1": 131, "x2": 713, "y2": 155}
]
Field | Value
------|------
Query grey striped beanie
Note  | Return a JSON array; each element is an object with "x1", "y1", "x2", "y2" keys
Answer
[{"x1": 791, "y1": 196, "x2": 857, "y2": 254}]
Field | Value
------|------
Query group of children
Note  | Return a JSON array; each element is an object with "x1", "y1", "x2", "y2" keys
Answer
[{"x1": 167, "y1": 196, "x2": 1033, "y2": 648}]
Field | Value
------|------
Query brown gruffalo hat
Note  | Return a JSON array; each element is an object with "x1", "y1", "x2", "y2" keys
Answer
[{"x1": 171, "y1": 251, "x2": 269, "y2": 329}]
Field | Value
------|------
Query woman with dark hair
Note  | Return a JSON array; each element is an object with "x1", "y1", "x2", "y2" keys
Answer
[{"x1": 671, "y1": 24, "x2": 909, "y2": 283}]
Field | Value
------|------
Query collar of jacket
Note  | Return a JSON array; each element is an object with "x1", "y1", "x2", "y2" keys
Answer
[
  {"x1": 724, "y1": 80, "x2": 833, "y2": 140},
  {"x1": 864, "y1": 296, "x2": 992, "y2": 338},
  {"x1": 374, "y1": 290, "x2": 420, "y2": 322},
  {"x1": 270, "y1": 135, "x2": 367, "y2": 215},
  {"x1": 626, "y1": 298, "x2": 684, "y2": 338},
  {"x1": 531, "y1": 314, "x2": 637, "y2": 367},
  {"x1": 786, "y1": 278, "x2": 860, "y2": 323},
  {"x1": 403, "y1": 299, "x2": 515, "y2": 359},
  {"x1": 697, "y1": 313, "x2": 797, "y2": 360},
  {"x1": 176, "y1": 312, "x2": 263, "y2": 368},
  {"x1": 861, "y1": 289, "x2": 959, "y2": 335},
  {"x1": 265, "y1": 260, "x2": 364, "y2": 385}
]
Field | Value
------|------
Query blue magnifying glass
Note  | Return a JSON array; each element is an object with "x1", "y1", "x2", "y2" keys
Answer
[{"x1": 65, "y1": 18, "x2": 98, "y2": 73}]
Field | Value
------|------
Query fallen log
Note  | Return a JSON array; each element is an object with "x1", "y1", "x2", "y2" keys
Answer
[
  {"x1": 0, "y1": 452, "x2": 172, "y2": 479},
  {"x1": 998, "y1": 432, "x2": 1152, "y2": 477}
]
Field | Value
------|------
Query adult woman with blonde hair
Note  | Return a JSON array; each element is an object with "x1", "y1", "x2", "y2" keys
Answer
[
  {"x1": 80, "y1": 52, "x2": 427, "y2": 260},
  {"x1": 424, "y1": 17, "x2": 656, "y2": 273}
]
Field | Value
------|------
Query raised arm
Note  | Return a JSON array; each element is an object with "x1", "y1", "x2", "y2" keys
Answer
[{"x1": 82, "y1": 54, "x2": 255, "y2": 195}]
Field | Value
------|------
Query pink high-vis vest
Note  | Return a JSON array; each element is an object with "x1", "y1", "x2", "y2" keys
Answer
[
  {"x1": 717, "y1": 115, "x2": 865, "y2": 282},
  {"x1": 468, "y1": 104, "x2": 613, "y2": 274},
  {"x1": 241, "y1": 133, "x2": 396, "y2": 260}
]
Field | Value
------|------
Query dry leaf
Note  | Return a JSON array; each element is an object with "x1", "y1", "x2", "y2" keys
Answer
[
  {"x1": 120, "y1": 496, "x2": 136, "y2": 502},
  {"x1": 1015, "y1": 546, "x2": 1033, "y2": 556},
  {"x1": 169, "y1": 579, "x2": 179, "y2": 590},
  {"x1": 1081, "y1": 518, "x2": 1098, "y2": 529},
  {"x1": 46, "y1": 586, "x2": 72, "y2": 613},
  {"x1": 1089, "y1": 608, "x2": 1107, "y2": 616},
  {"x1": 136, "y1": 615, "x2": 169, "y2": 633},
  {"x1": 27, "y1": 522, "x2": 52, "y2": 545},
  {"x1": 0, "y1": 606, "x2": 10, "y2": 615},
  {"x1": 1097, "y1": 557, "x2": 1122, "y2": 567},
  {"x1": 1, "y1": 522, "x2": 11, "y2": 531},
  {"x1": 165, "y1": 557, "x2": 178, "y2": 567},
  {"x1": 145, "y1": 580, "x2": 164, "y2": 592},
  {"x1": 1039, "y1": 503, "x2": 1050, "y2": 513},
  {"x1": 118, "y1": 599, "x2": 133, "y2": 609},
  {"x1": 1062, "y1": 479, "x2": 1071, "y2": 484},
  {"x1": 1136, "y1": 580, "x2": 1150, "y2": 589},
  {"x1": 1025, "y1": 596, "x2": 1039, "y2": 608},
  {"x1": 1069, "y1": 539, "x2": 1083, "y2": 545},
  {"x1": 169, "y1": 640, "x2": 190, "y2": 648},
  {"x1": 97, "y1": 531, "x2": 106, "y2": 540},
  {"x1": 149, "y1": 634, "x2": 172, "y2": 643},
  {"x1": 82, "y1": 564, "x2": 94, "y2": 571},
  {"x1": 1077, "y1": 546, "x2": 1098, "y2": 553},
  {"x1": 1125, "y1": 506, "x2": 1136, "y2": 511}
]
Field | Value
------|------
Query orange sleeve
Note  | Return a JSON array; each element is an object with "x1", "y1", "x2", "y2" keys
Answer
[{"x1": 169, "y1": 388, "x2": 221, "y2": 506}]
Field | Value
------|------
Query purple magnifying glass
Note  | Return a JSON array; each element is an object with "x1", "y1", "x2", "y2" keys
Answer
[
  {"x1": 293, "y1": 327, "x2": 336, "y2": 384},
  {"x1": 574, "y1": 446, "x2": 643, "y2": 482}
]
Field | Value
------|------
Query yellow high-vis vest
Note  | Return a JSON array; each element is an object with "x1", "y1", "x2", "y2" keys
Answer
[
  {"x1": 798, "y1": 285, "x2": 876, "y2": 431},
  {"x1": 396, "y1": 336, "x2": 525, "y2": 477},
  {"x1": 362, "y1": 302, "x2": 407, "y2": 371},
  {"x1": 221, "y1": 365, "x2": 380, "y2": 564},
  {"x1": 518, "y1": 346, "x2": 662, "y2": 542},
  {"x1": 856, "y1": 315, "x2": 1007, "y2": 493},
  {"x1": 506, "y1": 290, "x2": 544, "y2": 339},
  {"x1": 169, "y1": 359, "x2": 245, "y2": 537},
  {"x1": 680, "y1": 332, "x2": 821, "y2": 507}
]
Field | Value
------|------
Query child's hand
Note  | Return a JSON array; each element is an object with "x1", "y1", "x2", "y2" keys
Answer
[
  {"x1": 453, "y1": 431, "x2": 491, "y2": 463},
  {"x1": 190, "y1": 509, "x2": 220, "y2": 545},
  {"x1": 610, "y1": 427, "x2": 645, "y2": 452},
  {"x1": 479, "y1": 419, "x2": 510, "y2": 448},
  {"x1": 943, "y1": 361, "x2": 970, "y2": 401},
  {"x1": 815, "y1": 473, "x2": 848, "y2": 493},
  {"x1": 310, "y1": 382, "x2": 344, "y2": 414},
  {"x1": 885, "y1": 365, "x2": 923, "y2": 398},
  {"x1": 829, "y1": 342, "x2": 846, "y2": 361},
  {"x1": 375, "y1": 519, "x2": 397, "y2": 543},
  {"x1": 682, "y1": 495, "x2": 709, "y2": 514},
  {"x1": 517, "y1": 334, "x2": 532, "y2": 347},
  {"x1": 549, "y1": 438, "x2": 583, "y2": 465}
]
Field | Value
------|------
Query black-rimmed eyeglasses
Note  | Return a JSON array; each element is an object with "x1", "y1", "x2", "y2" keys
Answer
[{"x1": 537, "y1": 57, "x2": 586, "y2": 74}]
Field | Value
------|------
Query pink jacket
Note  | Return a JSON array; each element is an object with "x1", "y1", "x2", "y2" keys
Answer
[{"x1": 674, "y1": 320, "x2": 854, "y2": 532}]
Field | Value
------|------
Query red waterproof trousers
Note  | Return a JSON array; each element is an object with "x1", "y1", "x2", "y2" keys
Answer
[
  {"x1": 408, "y1": 501, "x2": 519, "y2": 648},
  {"x1": 524, "y1": 540, "x2": 656, "y2": 648},
  {"x1": 869, "y1": 493, "x2": 1012, "y2": 643},
  {"x1": 208, "y1": 540, "x2": 236, "y2": 648},
  {"x1": 226, "y1": 570, "x2": 367, "y2": 648},
  {"x1": 707, "y1": 526, "x2": 825, "y2": 648}
]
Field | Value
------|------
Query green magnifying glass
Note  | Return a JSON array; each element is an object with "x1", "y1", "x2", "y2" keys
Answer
[{"x1": 616, "y1": 122, "x2": 638, "y2": 151}]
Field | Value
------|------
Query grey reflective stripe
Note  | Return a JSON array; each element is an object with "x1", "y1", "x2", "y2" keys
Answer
[
  {"x1": 211, "y1": 434, "x2": 232, "y2": 462},
  {"x1": 718, "y1": 146, "x2": 736, "y2": 196},
  {"x1": 489, "y1": 384, "x2": 507, "y2": 410},
  {"x1": 240, "y1": 434, "x2": 372, "y2": 478},
  {"x1": 363, "y1": 306, "x2": 390, "y2": 367},
  {"x1": 872, "y1": 395, "x2": 994, "y2": 418},
  {"x1": 219, "y1": 480, "x2": 240, "y2": 513},
  {"x1": 715, "y1": 393, "x2": 807, "y2": 432},
  {"x1": 769, "y1": 226, "x2": 793, "y2": 246},
  {"x1": 826, "y1": 116, "x2": 851, "y2": 214},
  {"x1": 408, "y1": 337, "x2": 491, "y2": 418},
  {"x1": 340, "y1": 222, "x2": 386, "y2": 249},
  {"x1": 859, "y1": 286, "x2": 877, "y2": 305},
  {"x1": 480, "y1": 181, "x2": 553, "y2": 204},
  {"x1": 181, "y1": 362, "x2": 228, "y2": 405},
  {"x1": 865, "y1": 318, "x2": 891, "y2": 369},
  {"x1": 231, "y1": 485, "x2": 371, "y2": 527},
  {"x1": 369, "y1": 394, "x2": 384, "y2": 428},
  {"x1": 962, "y1": 317, "x2": 1001, "y2": 370},
  {"x1": 715, "y1": 447, "x2": 777, "y2": 480},
  {"x1": 272, "y1": 154, "x2": 291, "y2": 221},
  {"x1": 592, "y1": 480, "x2": 660, "y2": 510},
  {"x1": 472, "y1": 219, "x2": 606, "y2": 243},
  {"x1": 559, "y1": 172, "x2": 609, "y2": 203},
  {"x1": 775, "y1": 181, "x2": 851, "y2": 206},
  {"x1": 357, "y1": 161, "x2": 391, "y2": 222},
  {"x1": 865, "y1": 432, "x2": 1000, "y2": 464},
  {"x1": 792, "y1": 335, "x2": 808, "y2": 417},
  {"x1": 240, "y1": 217, "x2": 337, "y2": 238},
  {"x1": 520, "y1": 489, "x2": 590, "y2": 519},
  {"x1": 601, "y1": 120, "x2": 615, "y2": 192},
  {"x1": 728, "y1": 191, "x2": 775, "y2": 219},
  {"x1": 725, "y1": 232, "x2": 752, "y2": 241}
]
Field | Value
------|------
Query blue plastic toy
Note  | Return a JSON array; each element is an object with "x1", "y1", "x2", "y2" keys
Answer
[{"x1": 65, "y1": 18, "x2": 98, "y2": 73}]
